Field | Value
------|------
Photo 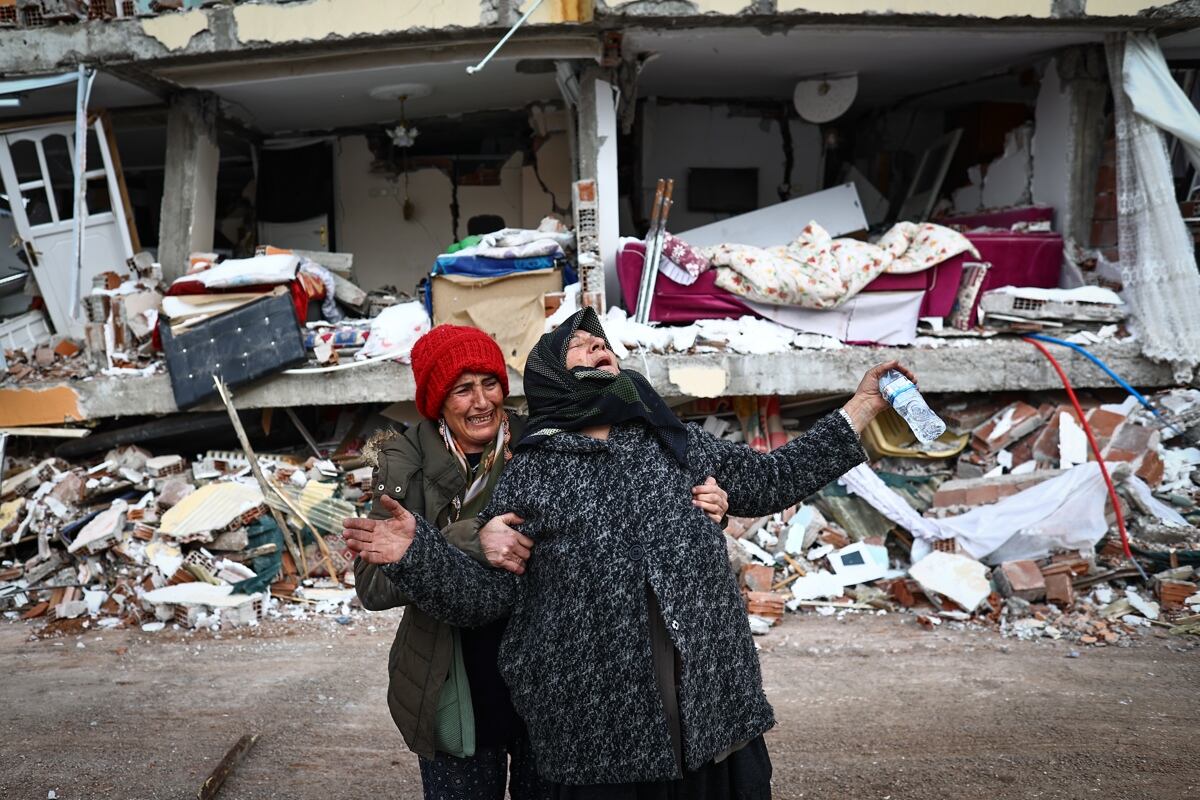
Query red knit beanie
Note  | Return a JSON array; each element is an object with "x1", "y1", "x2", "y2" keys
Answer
[{"x1": 410, "y1": 324, "x2": 509, "y2": 420}]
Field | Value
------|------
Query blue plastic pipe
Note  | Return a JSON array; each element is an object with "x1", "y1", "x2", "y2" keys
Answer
[{"x1": 1024, "y1": 333, "x2": 1187, "y2": 438}]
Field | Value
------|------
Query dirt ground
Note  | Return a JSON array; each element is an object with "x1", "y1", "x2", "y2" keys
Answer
[{"x1": 1, "y1": 609, "x2": 1197, "y2": 800}]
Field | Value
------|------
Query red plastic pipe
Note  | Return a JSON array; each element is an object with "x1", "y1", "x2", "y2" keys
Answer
[{"x1": 1023, "y1": 336, "x2": 1135, "y2": 564}]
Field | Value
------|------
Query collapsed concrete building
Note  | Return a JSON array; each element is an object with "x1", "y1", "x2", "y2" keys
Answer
[
  {"x1": 2, "y1": 0, "x2": 1200, "y2": 645},
  {"x1": 0, "y1": 0, "x2": 1198, "y2": 418}
]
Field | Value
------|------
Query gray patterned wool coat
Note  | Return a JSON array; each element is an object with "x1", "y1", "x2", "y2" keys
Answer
[{"x1": 383, "y1": 411, "x2": 866, "y2": 785}]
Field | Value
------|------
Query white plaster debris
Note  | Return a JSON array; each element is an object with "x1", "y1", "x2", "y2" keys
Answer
[
  {"x1": 789, "y1": 570, "x2": 844, "y2": 601},
  {"x1": 1058, "y1": 412, "x2": 1088, "y2": 469},
  {"x1": 908, "y1": 551, "x2": 991, "y2": 612},
  {"x1": 600, "y1": 309, "x2": 840, "y2": 355},
  {"x1": 1124, "y1": 587, "x2": 1160, "y2": 621}
]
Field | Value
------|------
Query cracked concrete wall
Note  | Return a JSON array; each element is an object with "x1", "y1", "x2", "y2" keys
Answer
[
  {"x1": 0, "y1": 0, "x2": 498, "y2": 75},
  {"x1": 333, "y1": 131, "x2": 571, "y2": 294},
  {"x1": 639, "y1": 100, "x2": 824, "y2": 232},
  {"x1": 0, "y1": 0, "x2": 1195, "y2": 77}
]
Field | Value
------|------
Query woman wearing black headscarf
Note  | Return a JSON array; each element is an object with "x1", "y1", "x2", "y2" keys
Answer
[{"x1": 345, "y1": 308, "x2": 916, "y2": 797}]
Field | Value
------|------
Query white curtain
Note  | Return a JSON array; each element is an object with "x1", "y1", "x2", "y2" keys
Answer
[{"x1": 1106, "y1": 33, "x2": 1200, "y2": 381}]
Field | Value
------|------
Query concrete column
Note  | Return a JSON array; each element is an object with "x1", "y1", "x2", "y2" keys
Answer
[
  {"x1": 576, "y1": 66, "x2": 621, "y2": 309},
  {"x1": 158, "y1": 91, "x2": 219, "y2": 282}
]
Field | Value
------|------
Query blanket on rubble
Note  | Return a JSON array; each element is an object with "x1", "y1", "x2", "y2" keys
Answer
[{"x1": 704, "y1": 220, "x2": 979, "y2": 310}]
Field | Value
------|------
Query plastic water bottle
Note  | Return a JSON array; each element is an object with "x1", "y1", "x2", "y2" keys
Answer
[{"x1": 878, "y1": 369, "x2": 946, "y2": 444}]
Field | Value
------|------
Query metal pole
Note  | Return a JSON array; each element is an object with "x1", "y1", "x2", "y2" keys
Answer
[
  {"x1": 466, "y1": 0, "x2": 548, "y2": 75},
  {"x1": 68, "y1": 65, "x2": 96, "y2": 323},
  {"x1": 635, "y1": 180, "x2": 665, "y2": 322}
]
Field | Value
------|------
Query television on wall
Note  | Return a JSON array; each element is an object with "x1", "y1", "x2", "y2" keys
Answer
[{"x1": 687, "y1": 168, "x2": 759, "y2": 214}]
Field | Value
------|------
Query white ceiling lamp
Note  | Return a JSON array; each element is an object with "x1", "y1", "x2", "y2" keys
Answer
[
  {"x1": 370, "y1": 82, "x2": 432, "y2": 147},
  {"x1": 370, "y1": 83, "x2": 431, "y2": 220},
  {"x1": 792, "y1": 72, "x2": 858, "y2": 124}
]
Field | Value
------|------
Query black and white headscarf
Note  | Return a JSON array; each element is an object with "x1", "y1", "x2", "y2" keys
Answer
[{"x1": 519, "y1": 308, "x2": 689, "y2": 466}]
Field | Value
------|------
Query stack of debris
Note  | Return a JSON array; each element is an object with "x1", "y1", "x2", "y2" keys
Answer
[
  {"x1": 717, "y1": 386, "x2": 1200, "y2": 644},
  {"x1": 0, "y1": 444, "x2": 369, "y2": 634},
  {"x1": 2, "y1": 266, "x2": 165, "y2": 385}
]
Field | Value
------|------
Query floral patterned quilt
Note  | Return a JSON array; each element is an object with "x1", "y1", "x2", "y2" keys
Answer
[{"x1": 704, "y1": 220, "x2": 979, "y2": 309}]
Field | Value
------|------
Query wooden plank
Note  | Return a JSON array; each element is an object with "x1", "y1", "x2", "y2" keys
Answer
[
  {"x1": 197, "y1": 733, "x2": 259, "y2": 800},
  {"x1": 0, "y1": 426, "x2": 91, "y2": 438}
]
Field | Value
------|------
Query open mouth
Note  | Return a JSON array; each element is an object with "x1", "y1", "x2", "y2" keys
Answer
[
  {"x1": 593, "y1": 353, "x2": 615, "y2": 371},
  {"x1": 467, "y1": 411, "x2": 495, "y2": 427}
]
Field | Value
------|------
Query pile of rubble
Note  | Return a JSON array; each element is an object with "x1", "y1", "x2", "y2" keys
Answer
[
  {"x1": 1, "y1": 269, "x2": 165, "y2": 384},
  {"x1": 0, "y1": 443, "x2": 370, "y2": 635},
  {"x1": 4, "y1": 381, "x2": 1199, "y2": 648},
  {"x1": 719, "y1": 387, "x2": 1200, "y2": 645}
]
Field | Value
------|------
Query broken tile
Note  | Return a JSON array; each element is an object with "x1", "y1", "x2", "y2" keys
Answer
[
  {"x1": 67, "y1": 503, "x2": 127, "y2": 555},
  {"x1": 1124, "y1": 587, "x2": 1160, "y2": 620},
  {"x1": 159, "y1": 482, "x2": 265, "y2": 544}
]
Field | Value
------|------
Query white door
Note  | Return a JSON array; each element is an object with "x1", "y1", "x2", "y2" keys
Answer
[
  {"x1": 258, "y1": 214, "x2": 329, "y2": 252},
  {"x1": 0, "y1": 119, "x2": 135, "y2": 337}
]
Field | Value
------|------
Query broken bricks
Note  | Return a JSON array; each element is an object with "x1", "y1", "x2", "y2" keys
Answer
[
  {"x1": 1043, "y1": 573, "x2": 1075, "y2": 609},
  {"x1": 993, "y1": 560, "x2": 1047, "y2": 602}
]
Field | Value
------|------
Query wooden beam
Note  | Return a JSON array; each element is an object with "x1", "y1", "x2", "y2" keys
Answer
[{"x1": 197, "y1": 733, "x2": 259, "y2": 800}]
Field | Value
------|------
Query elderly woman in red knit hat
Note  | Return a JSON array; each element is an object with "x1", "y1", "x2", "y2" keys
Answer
[{"x1": 354, "y1": 324, "x2": 731, "y2": 800}]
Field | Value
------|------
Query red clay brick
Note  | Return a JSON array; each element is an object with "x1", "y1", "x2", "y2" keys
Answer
[
  {"x1": 740, "y1": 564, "x2": 776, "y2": 593},
  {"x1": 971, "y1": 402, "x2": 1046, "y2": 455},
  {"x1": 1085, "y1": 408, "x2": 1127, "y2": 450},
  {"x1": 1103, "y1": 422, "x2": 1158, "y2": 464},
  {"x1": 933, "y1": 487, "x2": 968, "y2": 508},
  {"x1": 964, "y1": 485, "x2": 1000, "y2": 506},
  {"x1": 994, "y1": 560, "x2": 1047, "y2": 601},
  {"x1": 1157, "y1": 580, "x2": 1197, "y2": 610},
  {"x1": 1044, "y1": 573, "x2": 1074, "y2": 608},
  {"x1": 1136, "y1": 450, "x2": 1165, "y2": 488}
]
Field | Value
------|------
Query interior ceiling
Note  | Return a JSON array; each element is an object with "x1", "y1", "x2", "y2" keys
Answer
[
  {"x1": 626, "y1": 27, "x2": 1105, "y2": 105},
  {"x1": 0, "y1": 72, "x2": 160, "y2": 123},
  {"x1": 0, "y1": 26, "x2": 1118, "y2": 137},
  {"x1": 1161, "y1": 27, "x2": 1200, "y2": 59},
  {"x1": 185, "y1": 58, "x2": 559, "y2": 135}
]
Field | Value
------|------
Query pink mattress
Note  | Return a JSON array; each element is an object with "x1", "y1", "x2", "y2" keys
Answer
[
  {"x1": 617, "y1": 243, "x2": 754, "y2": 323},
  {"x1": 885, "y1": 231, "x2": 1063, "y2": 322},
  {"x1": 619, "y1": 229, "x2": 1062, "y2": 327}
]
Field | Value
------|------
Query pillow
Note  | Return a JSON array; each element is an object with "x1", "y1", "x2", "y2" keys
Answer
[{"x1": 660, "y1": 233, "x2": 711, "y2": 284}]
